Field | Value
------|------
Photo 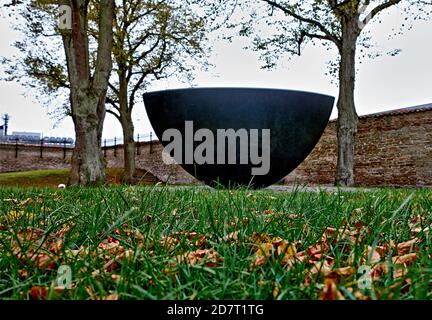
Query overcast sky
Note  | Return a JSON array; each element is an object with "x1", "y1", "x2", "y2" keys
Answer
[{"x1": 0, "y1": 4, "x2": 431, "y2": 140}]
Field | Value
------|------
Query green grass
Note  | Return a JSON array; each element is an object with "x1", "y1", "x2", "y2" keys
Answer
[
  {"x1": 0, "y1": 185, "x2": 431, "y2": 300},
  {"x1": 0, "y1": 169, "x2": 69, "y2": 188},
  {"x1": 0, "y1": 168, "x2": 154, "y2": 188}
]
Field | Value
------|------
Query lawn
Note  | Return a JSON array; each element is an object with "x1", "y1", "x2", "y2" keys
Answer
[
  {"x1": 0, "y1": 185, "x2": 431, "y2": 300},
  {"x1": 0, "y1": 168, "x2": 157, "y2": 188}
]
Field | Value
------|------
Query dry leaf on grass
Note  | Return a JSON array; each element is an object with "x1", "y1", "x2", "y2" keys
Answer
[
  {"x1": 28, "y1": 285, "x2": 64, "y2": 300},
  {"x1": 4, "y1": 197, "x2": 34, "y2": 207},
  {"x1": 75, "y1": 236, "x2": 135, "y2": 273},
  {"x1": 222, "y1": 231, "x2": 239, "y2": 242},
  {"x1": 272, "y1": 283, "x2": 281, "y2": 299},
  {"x1": 371, "y1": 262, "x2": 389, "y2": 279},
  {"x1": 175, "y1": 248, "x2": 223, "y2": 267},
  {"x1": 307, "y1": 242, "x2": 330, "y2": 260},
  {"x1": 364, "y1": 246, "x2": 382, "y2": 265},
  {"x1": 263, "y1": 209, "x2": 275, "y2": 215},
  {"x1": 333, "y1": 266, "x2": 356, "y2": 276},
  {"x1": 115, "y1": 224, "x2": 144, "y2": 243},
  {"x1": 250, "y1": 235, "x2": 299, "y2": 269},
  {"x1": 346, "y1": 287, "x2": 370, "y2": 300},
  {"x1": 408, "y1": 214, "x2": 430, "y2": 235},
  {"x1": 392, "y1": 252, "x2": 417, "y2": 266},
  {"x1": 397, "y1": 238, "x2": 419, "y2": 255},
  {"x1": 274, "y1": 237, "x2": 297, "y2": 264},
  {"x1": 298, "y1": 220, "x2": 423, "y2": 295},
  {"x1": 392, "y1": 265, "x2": 408, "y2": 279},
  {"x1": 9, "y1": 225, "x2": 72, "y2": 271},
  {"x1": 310, "y1": 260, "x2": 333, "y2": 275},
  {"x1": 103, "y1": 293, "x2": 119, "y2": 300},
  {"x1": 29, "y1": 286, "x2": 48, "y2": 300},
  {"x1": 160, "y1": 231, "x2": 207, "y2": 251},
  {"x1": 18, "y1": 269, "x2": 29, "y2": 279},
  {"x1": 111, "y1": 274, "x2": 122, "y2": 282},
  {"x1": 251, "y1": 232, "x2": 273, "y2": 244},
  {"x1": 371, "y1": 252, "x2": 417, "y2": 280},
  {"x1": 319, "y1": 278, "x2": 345, "y2": 300},
  {"x1": 320, "y1": 224, "x2": 369, "y2": 252},
  {"x1": 251, "y1": 243, "x2": 274, "y2": 268},
  {"x1": 86, "y1": 286, "x2": 119, "y2": 300},
  {"x1": 287, "y1": 213, "x2": 303, "y2": 219},
  {"x1": 388, "y1": 278, "x2": 412, "y2": 296},
  {"x1": 160, "y1": 235, "x2": 179, "y2": 251}
]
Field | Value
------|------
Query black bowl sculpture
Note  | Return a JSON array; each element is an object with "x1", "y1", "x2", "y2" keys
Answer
[{"x1": 143, "y1": 87, "x2": 334, "y2": 188}]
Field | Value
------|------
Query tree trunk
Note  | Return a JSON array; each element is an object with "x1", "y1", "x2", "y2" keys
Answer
[
  {"x1": 60, "y1": 0, "x2": 114, "y2": 186},
  {"x1": 69, "y1": 93, "x2": 106, "y2": 185},
  {"x1": 121, "y1": 110, "x2": 136, "y2": 184},
  {"x1": 335, "y1": 19, "x2": 359, "y2": 187},
  {"x1": 117, "y1": 71, "x2": 136, "y2": 184}
]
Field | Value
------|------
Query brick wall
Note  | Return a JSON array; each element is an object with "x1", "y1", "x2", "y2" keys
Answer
[
  {"x1": 0, "y1": 141, "x2": 197, "y2": 184},
  {"x1": 284, "y1": 108, "x2": 432, "y2": 187},
  {"x1": 0, "y1": 143, "x2": 73, "y2": 173},
  {"x1": 103, "y1": 141, "x2": 196, "y2": 184},
  {"x1": 1, "y1": 108, "x2": 431, "y2": 186}
]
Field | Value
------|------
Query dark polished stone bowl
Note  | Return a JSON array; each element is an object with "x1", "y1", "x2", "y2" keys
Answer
[{"x1": 143, "y1": 87, "x2": 334, "y2": 188}]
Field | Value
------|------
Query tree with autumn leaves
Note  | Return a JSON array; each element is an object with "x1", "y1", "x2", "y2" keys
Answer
[
  {"x1": 60, "y1": 0, "x2": 115, "y2": 185},
  {"x1": 105, "y1": 1, "x2": 208, "y2": 183},
  {"x1": 236, "y1": 0, "x2": 431, "y2": 186},
  {"x1": 2, "y1": 0, "x2": 115, "y2": 185},
  {"x1": 2, "y1": 0, "x2": 210, "y2": 185}
]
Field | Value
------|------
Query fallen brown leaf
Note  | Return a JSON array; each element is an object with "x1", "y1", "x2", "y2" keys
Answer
[
  {"x1": 319, "y1": 278, "x2": 345, "y2": 300},
  {"x1": 18, "y1": 269, "x2": 29, "y2": 279},
  {"x1": 111, "y1": 274, "x2": 122, "y2": 282},
  {"x1": 392, "y1": 265, "x2": 408, "y2": 279},
  {"x1": 223, "y1": 231, "x2": 239, "y2": 242},
  {"x1": 272, "y1": 283, "x2": 281, "y2": 299},
  {"x1": 310, "y1": 260, "x2": 333, "y2": 275},
  {"x1": 251, "y1": 232, "x2": 273, "y2": 244},
  {"x1": 397, "y1": 238, "x2": 418, "y2": 255},
  {"x1": 263, "y1": 209, "x2": 275, "y2": 215},
  {"x1": 274, "y1": 237, "x2": 296, "y2": 261},
  {"x1": 86, "y1": 286, "x2": 96, "y2": 300},
  {"x1": 175, "y1": 248, "x2": 223, "y2": 267},
  {"x1": 364, "y1": 246, "x2": 382, "y2": 265},
  {"x1": 392, "y1": 253, "x2": 417, "y2": 266},
  {"x1": 160, "y1": 231, "x2": 207, "y2": 251},
  {"x1": 103, "y1": 293, "x2": 119, "y2": 300},
  {"x1": 371, "y1": 262, "x2": 389, "y2": 279},
  {"x1": 85, "y1": 287, "x2": 118, "y2": 300},
  {"x1": 29, "y1": 286, "x2": 48, "y2": 300},
  {"x1": 307, "y1": 242, "x2": 329, "y2": 258},
  {"x1": 334, "y1": 266, "x2": 356, "y2": 276},
  {"x1": 251, "y1": 243, "x2": 274, "y2": 267},
  {"x1": 9, "y1": 226, "x2": 71, "y2": 271}
]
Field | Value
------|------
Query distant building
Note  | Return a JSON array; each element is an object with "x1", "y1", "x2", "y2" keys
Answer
[
  {"x1": 11, "y1": 132, "x2": 42, "y2": 140},
  {"x1": 0, "y1": 125, "x2": 4, "y2": 137}
]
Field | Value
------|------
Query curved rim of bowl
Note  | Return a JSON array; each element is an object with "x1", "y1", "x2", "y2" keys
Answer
[{"x1": 143, "y1": 87, "x2": 335, "y2": 100}]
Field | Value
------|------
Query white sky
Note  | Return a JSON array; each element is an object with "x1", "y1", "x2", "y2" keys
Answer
[{"x1": 0, "y1": 4, "x2": 431, "y2": 140}]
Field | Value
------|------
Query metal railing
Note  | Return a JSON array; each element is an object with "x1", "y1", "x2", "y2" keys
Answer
[
  {"x1": 0, "y1": 138, "x2": 74, "y2": 159},
  {"x1": 0, "y1": 132, "x2": 157, "y2": 159},
  {"x1": 102, "y1": 132, "x2": 157, "y2": 157}
]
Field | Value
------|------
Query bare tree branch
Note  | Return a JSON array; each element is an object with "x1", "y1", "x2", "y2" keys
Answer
[
  {"x1": 106, "y1": 108, "x2": 121, "y2": 121},
  {"x1": 92, "y1": 0, "x2": 115, "y2": 91},
  {"x1": 261, "y1": 0, "x2": 342, "y2": 48},
  {"x1": 363, "y1": 0, "x2": 402, "y2": 26}
]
